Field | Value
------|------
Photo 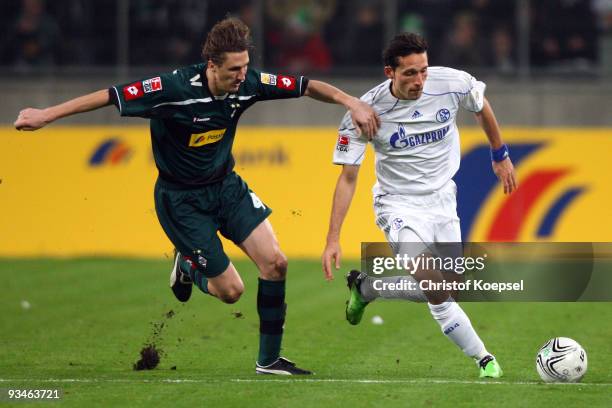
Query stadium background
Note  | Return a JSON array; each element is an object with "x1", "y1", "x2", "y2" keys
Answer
[{"x1": 1, "y1": 0, "x2": 612, "y2": 257}]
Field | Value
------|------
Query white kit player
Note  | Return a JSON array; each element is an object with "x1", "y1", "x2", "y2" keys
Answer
[{"x1": 321, "y1": 33, "x2": 517, "y2": 378}]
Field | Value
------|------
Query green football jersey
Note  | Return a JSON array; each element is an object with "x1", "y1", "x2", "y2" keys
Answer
[{"x1": 110, "y1": 64, "x2": 307, "y2": 186}]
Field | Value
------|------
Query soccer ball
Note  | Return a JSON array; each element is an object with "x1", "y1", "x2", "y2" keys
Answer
[{"x1": 536, "y1": 337, "x2": 587, "y2": 383}]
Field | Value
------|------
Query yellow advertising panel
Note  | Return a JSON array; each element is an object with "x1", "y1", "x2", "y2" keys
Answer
[
  {"x1": 0, "y1": 126, "x2": 611, "y2": 258},
  {"x1": 0, "y1": 126, "x2": 379, "y2": 258},
  {"x1": 457, "y1": 129, "x2": 612, "y2": 242}
]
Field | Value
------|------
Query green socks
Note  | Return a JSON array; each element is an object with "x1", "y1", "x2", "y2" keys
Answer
[
  {"x1": 181, "y1": 255, "x2": 209, "y2": 294},
  {"x1": 257, "y1": 278, "x2": 286, "y2": 366}
]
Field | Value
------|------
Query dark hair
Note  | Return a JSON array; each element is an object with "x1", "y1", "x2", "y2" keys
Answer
[
  {"x1": 202, "y1": 18, "x2": 253, "y2": 65},
  {"x1": 383, "y1": 33, "x2": 428, "y2": 69}
]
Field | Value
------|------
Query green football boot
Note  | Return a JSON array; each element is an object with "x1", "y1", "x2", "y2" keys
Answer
[
  {"x1": 345, "y1": 270, "x2": 370, "y2": 325},
  {"x1": 478, "y1": 355, "x2": 503, "y2": 378}
]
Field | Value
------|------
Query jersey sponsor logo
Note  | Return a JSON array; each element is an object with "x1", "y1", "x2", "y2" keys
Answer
[
  {"x1": 188, "y1": 128, "x2": 226, "y2": 147},
  {"x1": 389, "y1": 124, "x2": 450, "y2": 149},
  {"x1": 436, "y1": 108, "x2": 451, "y2": 123},
  {"x1": 260, "y1": 73, "x2": 277, "y2": 86},
  {"x1": 336, "y1": 134, "x2": 350, "y2": 152},
  {"x1": 123, "y1": 82, "x2": 144, "y2": 101},
  {"x1": 277, "y1": 75, "x2": 296, "y2": 90},
  {"x1": 143, "y1": 76, "x2": 162, "y2": 93}
]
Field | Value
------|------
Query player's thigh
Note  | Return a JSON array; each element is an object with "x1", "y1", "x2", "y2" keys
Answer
[
  {"x1": 238, "y1": 219, "x2": 287, "y2": 280},
  {"x1": 216, "y1": 173, "x2": 286, "y2": 279},
  {"x1": 154, "y1": 181, "x2": 230, "y2": 279},
  {"x1": 218, "y1": 172, "x2": 272, "y2": 246},
  {"x1": 375, "y1": 195, "x2": 436, "y2": 247},
  {"x1": 384, "y1": 217, "x2": 435, "y2": 262},
  {"x1": 436, "y1": 219, "x2": 461, "y2": 243},
  {"x1": 431, "y1": 188, "x2": 463, "y2": 298},
  {"x1": 434, "y1": 180, "x2": 461, "y2": 242},
  {"x1": 395, "y1": 226, "x2": 453, "y2": 303},
  {"x1": 394, "y1": 226, "x2": 429, "y2": 258}
]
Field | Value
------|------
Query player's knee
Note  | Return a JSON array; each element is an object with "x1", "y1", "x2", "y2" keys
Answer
[
  {"x1": 425, "y1": 289, "x2": 450, "y2": 305},
  {"x1": 275, "y1": 252, "x2": 288, "y2": 276},
  {"x1": 219, "y1": 283, "x2": 244, "y2": 304},
  {"x1": 220, "y1": 293, "x2": 241, "y2": 304},
  {"x1": 271, "y1": 252, "x2": 288, "y2": 280},
  {"x1": 261, "y1": 251, "x2": 288, "y2": 281}
]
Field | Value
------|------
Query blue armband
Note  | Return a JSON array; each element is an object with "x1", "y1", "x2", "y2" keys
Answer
[{"x1": 490, "y1": 144, "x2": 509, "y2": 162}]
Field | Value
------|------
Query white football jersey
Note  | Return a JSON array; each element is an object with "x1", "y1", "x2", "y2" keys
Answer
[{"x1": 333, "y1": 66, "x2": 485, "y2": 196}]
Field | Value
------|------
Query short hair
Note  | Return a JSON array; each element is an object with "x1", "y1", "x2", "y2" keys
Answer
[
  {"x1": 202, "y1": 18, "x2": 253, "y2": 65},
  {"x1": 383, "y1": 33, "x2": 428, "y2": 69}
]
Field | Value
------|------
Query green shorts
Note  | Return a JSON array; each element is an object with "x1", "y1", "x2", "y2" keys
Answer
[{"x1": 154, "y1": 172, "x2": 272, "y2": 278}]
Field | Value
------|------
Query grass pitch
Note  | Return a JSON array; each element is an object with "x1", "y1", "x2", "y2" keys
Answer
[{"x1": 1, "y1": 258, "x2": 611, "y2": 407}]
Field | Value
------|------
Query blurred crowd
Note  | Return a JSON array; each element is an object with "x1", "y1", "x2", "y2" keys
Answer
[{"x1": 0, "y1": 0, "x2": 609, "y2": 74}]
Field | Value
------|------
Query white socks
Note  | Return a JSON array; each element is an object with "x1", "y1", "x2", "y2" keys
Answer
[
  {"x1": 428, "y1": 298, "x2": 489, "y2": 361},
  {"x1": 359, "y1": 275, "x2": 491, "y2": 362}
]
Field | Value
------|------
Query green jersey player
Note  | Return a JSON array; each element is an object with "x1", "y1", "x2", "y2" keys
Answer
[{"x1": 15, "y1": 18, "x2": 380, "y2": 375}]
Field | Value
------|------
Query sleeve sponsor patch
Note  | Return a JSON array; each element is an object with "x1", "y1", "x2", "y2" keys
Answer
[
  {"x1": 143, "y1": 76, "x2": 162, "y2": 93},
  {"x1": 336, "y1": 134, "x2": 350, "y2": 152},
  {"x1": 277, "y1": 75, "x2": 296, "y2": 90},
  {"x1": 260, "y1": 73, "x2": 277, "y2": 86},
  {"x1": 123, "y1": 82, "x2": 144, "y2": 101}
]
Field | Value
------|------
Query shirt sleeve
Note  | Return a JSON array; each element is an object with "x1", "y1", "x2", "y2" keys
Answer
[
  {"x1": 332, "y1": 110, "x2": 368, "y2": 166},
  {"x1": 457, "y1": 71, "x2": 486, "y2": 112},
  {"x1": 109, "y1": 71, "x2": 179, "y2": 118},
  {"x1": 249, "y1": 69, "x2": 308, "y2": 101}
]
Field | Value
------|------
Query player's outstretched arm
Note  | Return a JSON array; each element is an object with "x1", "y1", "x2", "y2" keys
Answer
[
  {"x1": 322, "y1": 164, "x2": 360, "y2": 281},
  {"x1": 304, "y1": 80, "x2": 380, "y2": 139},
  {"x1": 15, "y1": 89, "x2": 112, "y2": 131},
  {"x1": 474, "y1": 97, "x2": 517, "y2": 194}
]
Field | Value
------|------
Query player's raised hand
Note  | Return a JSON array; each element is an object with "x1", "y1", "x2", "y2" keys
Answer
[
  {"x1": 349, "y1": 99, "x2": 380, "y2": 140},
  {"x1": 493, "y1": 158, "x2": 517, "y2": 194},
  {"x1": 303, "y1": 80, "x2": 380, "y2": 139},
  {"x1": 15, "y1": 90, "x2": 111, "y2": 131},
  {"x1": 14, "y1": 108, "x2": 50, "y2": 131},
  {"x1": 322, "y1": 240, "x2": 342, "y2": 281}
]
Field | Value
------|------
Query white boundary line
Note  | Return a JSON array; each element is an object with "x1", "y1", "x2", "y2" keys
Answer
[{"x1": 0, "y1": 378, "x2": 611, "y2": 387}]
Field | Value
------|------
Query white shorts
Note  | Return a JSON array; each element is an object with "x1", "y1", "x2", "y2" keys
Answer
[{"x1": 374, "y1": 179, "x2": 461, "y2": 258}]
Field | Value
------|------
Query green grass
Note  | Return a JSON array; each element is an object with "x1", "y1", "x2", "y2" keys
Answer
[{"x1": 0, "y1": 259, "x2": 611, "y2": 407}]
